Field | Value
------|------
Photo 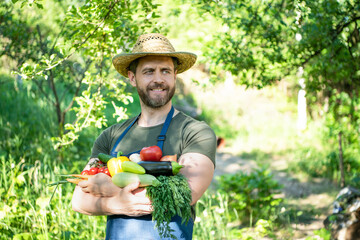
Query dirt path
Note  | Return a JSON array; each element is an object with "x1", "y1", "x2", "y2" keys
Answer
[{"x1": 213, "y1": 151, "x2": 340, "y2": 239}]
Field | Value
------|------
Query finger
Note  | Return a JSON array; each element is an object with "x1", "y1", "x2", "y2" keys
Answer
[
  {"x1": 78, "y1": 180, "x2": 89, "y2": 188},
  {"x1": 81, "y1": 187, "x2": 90, "y2": 193},
  {"x1": 123, "y1": 181, "x2": 140, "y2": 192},
  {"x1": 133, "y1": 205, "x2": 153, "y2": 216}
]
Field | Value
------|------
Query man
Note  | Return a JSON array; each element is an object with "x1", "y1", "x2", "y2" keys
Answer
[{"x1": 71, "y1": 33, "x2": 216, "y2": 240}]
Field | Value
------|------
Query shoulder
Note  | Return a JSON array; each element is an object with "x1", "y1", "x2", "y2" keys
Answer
[
  {"x1": 174, "y1": 111, "x2": 217, "y2": 166},
  {"x1": 174, "y1": 111, "x2": 215, "y2": 137},
  {"x1": 175, "y1": 112, "x2": 216, "y2": 142}
]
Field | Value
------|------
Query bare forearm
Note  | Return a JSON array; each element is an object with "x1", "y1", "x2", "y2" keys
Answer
[
  {"x1": 72, "y1": 186, "x2": 114, "y2": 215},
  {"x1": 72, "y1": 177, "x2": 153, "y2": 217},
  {"x1": 179, "y1": 153, "x2": 215, "y2": 205}
]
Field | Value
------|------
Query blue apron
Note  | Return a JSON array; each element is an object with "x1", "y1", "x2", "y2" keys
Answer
[{"x1": 106, "y1": 106, "x2": 194, "y2": 240}]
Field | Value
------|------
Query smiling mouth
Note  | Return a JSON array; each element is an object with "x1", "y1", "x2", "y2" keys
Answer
[
  {"x1": 151, "y1": 88, "x2": 164, "y2": 91},
  {"x1": 149, "y1": 86, "x2": 167, "y2": 92}
]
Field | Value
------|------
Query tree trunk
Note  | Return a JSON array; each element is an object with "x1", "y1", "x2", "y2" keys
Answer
[{"x1": 338, "y1": 131, "x2": 345, "y2": 187}]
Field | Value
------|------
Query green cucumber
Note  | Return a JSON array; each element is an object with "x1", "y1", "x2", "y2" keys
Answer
[
  {"x1": 138, "y1": 161, "x2": 183, "y2": 176},
  {"x1": 97, "y1": 153, "x2": 113, "y2": 163},
  {"x1": 112, "y1": 172, "x2": 160, "y2": 188},
  {"x1": 121, "y1": 161, "x2": 146, "y2": 174}
]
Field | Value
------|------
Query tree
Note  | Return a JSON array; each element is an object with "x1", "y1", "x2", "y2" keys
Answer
[
  {"x1": 1, "y1": 0, "x2": 164, "y2": 149},
  {"x1": 195, "y1": 0, "x2": 360, "y2": 185}
]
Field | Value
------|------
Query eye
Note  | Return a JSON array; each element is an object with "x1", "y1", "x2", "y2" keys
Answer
[
  {"x1": 144, "y1": 70, "x2": 154, "y2": 75},
  {"x1": 162, "y1": 69, "x2": 171, "y2": 74}
]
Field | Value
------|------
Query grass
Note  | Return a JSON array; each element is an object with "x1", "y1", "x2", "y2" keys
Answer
[{"x1": 0, "y1": 155, "x2": 107, "y2": 239}]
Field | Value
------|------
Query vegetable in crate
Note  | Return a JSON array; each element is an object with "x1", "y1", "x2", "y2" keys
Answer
[
  {"x1": 107, "y1": 155, "x2": 130, "y2": 176},
  {"x1": 138, "y1": 161, "x2": 183, "y2": 176},
  {"x1": 160, "y1": 154, "x2": 177, "y2": 162},
  {"x1": 121, "y1": 161, "x2": 145, "y2": 174},
  {"x1": 129, "y1": 153, "x2": 142, "y2": 163},
  {"x1": 140, "y1": 145, "x2": 163, "y2": 161},
  {"x1": 112, "y1": 172, "x2": 160, "y2": 187},
  {"x1": 97, "y1": 153, "x2": 113, "y2": 163}
]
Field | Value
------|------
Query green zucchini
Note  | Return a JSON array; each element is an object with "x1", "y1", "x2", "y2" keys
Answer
[
  {"x1": 97, "y1": 153, "x2": 113, "y2": 163},
  {"x1": 138, "y1": 161, "x2": 183, "y2": 176},
  {"x1": 121, "y1": 161, "x2": 146, "y2": 174},
  {"x1": 112, "y1": 172, "x2": 160, "y2": 188}
]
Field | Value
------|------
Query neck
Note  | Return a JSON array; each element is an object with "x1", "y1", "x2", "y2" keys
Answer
[{"x1": 138, "y1": 102, "x2": 175, "y2": 127}]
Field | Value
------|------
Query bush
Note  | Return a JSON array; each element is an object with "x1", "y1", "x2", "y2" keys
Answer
[
  {"x1": 288, "y1": 145, "x2": 360, "y2": 184},
  {"x1": 216, "y1": 167, "x2": 283, "y2": 226}
]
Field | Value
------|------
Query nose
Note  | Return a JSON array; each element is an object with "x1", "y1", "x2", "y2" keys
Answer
[{"x1": 153, "y1": 69, "x2": 165, "y2": 83}]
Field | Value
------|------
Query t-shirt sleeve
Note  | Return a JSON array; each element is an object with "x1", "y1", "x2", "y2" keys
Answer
[
  {"x1": 181, "y1": 121, "x2": 217, "y2": 167},
  {"x1": 90, "y1": 126, "x2": 113, "y2": 158}
]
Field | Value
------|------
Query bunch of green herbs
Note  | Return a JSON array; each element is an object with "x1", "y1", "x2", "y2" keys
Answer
[{"x1": 146, "y1": 174, "x2": 192, "y2": 239}]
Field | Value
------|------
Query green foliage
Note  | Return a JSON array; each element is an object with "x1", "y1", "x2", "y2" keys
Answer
[
  {"x1": 197, "y1": 105, "x2": 240, "y2": 140},
  {"x1": 1, "y1": 0, "x2": 164, "y2": 149},
  {"x1": 324, "y1": 90, "x2": 360, "y2": 159},
  {"x1": 216, "y1": 167, "x2": 283, "y2": 226},
  {"x1": 0, "y1": 74, "x2": 96, "y2": 162},
  {"x1": 194, "y1": 191, "x2": 277, "y2": 240},
  {"x1": 287, "y1": 104, "x2": 360, "y2": 183},
  {"x1": 306, "y1": 228, "x2": 331, "y2": 240},
  {"x1": 194, "y1": 0, "x2": 298, "y2": 87},
  {"x1": 195, "y1": 0, "x2": 360, "y2": 91},
  {"x1": 194, "y1": 0, "x2": 360, "y2": 188},
  {"x1": 193, "y1": 192, "x2": 234, "y2": 239},
  {"x1": 0, "y1": 154, "x2": 106, "y2": 239},
  {"x1": 288, "y1": 144, "x2": 360, "y2": 182},
  {"x1": 0, "y1": 76, "x2": 56, "y2": 160}
]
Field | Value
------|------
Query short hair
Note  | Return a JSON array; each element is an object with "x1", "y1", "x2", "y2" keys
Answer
[{"x1": 127, "y1": 57, "x2": 178, "y2": 75}]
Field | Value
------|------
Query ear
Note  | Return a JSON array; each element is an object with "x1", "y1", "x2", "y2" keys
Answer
[{"x1": 128, "y1": 71, "x2": 136, "y2": 87}]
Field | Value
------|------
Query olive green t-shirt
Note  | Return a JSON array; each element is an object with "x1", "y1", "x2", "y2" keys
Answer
[
  {"x1": 91, "y1": 111, "x2": 217, "y2": 166},
  {"x1": 91, "y1": 111, "x2": 216, "y2": 220}
]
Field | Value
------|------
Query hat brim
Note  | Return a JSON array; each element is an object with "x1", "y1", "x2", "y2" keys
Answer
[{"x1": 112, "y1": 52, "x2": 197, "y2": 77}]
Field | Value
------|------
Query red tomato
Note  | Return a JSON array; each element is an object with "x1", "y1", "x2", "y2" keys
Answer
[
  {"x1": 140, "y1": 146, "x2": 163, "y2": 161},
  {"x1": 89, "y1": 167, "x2": 99, "y2": 175},
  {"x1": 103, "y1": 168, "x2": 111, "y2": 177},
  {"x1": 98, "y1": 167, "x2": 105, "y2": 173},
  {"x1": 81, "y1": 170, "x2": 89, "y2": 175}
]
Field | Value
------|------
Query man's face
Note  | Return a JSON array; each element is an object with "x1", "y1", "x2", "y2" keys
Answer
[{"x1": 128, "y1": 56, "x2": 177, "y2": 109}]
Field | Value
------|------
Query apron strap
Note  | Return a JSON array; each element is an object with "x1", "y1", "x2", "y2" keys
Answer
[
  {"x1": 156, "y1": 106, "x2": 174, "y2": 151},
  {"x1": 110, "y1": 106, "x2": 174, "y2": 157},
  {"x1": 110, "y1": 114, "x2": 140, "y2": 157}
]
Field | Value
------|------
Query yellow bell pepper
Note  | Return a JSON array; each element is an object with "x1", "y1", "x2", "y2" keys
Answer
[{"x1": 107, "y1": 156, "x2": 130, "y2": 177}]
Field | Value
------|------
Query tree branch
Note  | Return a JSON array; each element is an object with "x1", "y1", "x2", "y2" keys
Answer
[
  {"x1": 31, "y1": 0, "x2": 120, "y2": 77},
  {"x1": 50, "y1": 20, "x2": 67, "y2": 56},
  {"x1": 36, "y1": 24, "x2": 47, "y2": 55},
  {"x1": 62, "y1": 59, "x2": 92, "y2": 115},
  {"x1": 32, "y1": 77, "x2": 54, "y2": 105},
  {"x1": 301, "y1": 15, "x2": 360, "y2": 66}
]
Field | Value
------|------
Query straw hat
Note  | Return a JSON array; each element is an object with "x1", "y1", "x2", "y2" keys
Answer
[{"x1": 112, "y1": 33, "x2": 197, "y2": 77}]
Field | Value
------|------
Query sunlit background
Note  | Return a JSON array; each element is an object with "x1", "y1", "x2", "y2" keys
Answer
[{"x1": 1, "y1": 0, "x2": 360, "y2": 239}]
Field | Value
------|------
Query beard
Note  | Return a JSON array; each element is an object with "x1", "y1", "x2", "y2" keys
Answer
[{"x1": 136, "y1": 82, "x2": 175, "y2": 109}]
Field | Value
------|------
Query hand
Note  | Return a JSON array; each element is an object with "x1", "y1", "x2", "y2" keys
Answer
[
  {"x1": 77, "y1": 173, "x2": 152, "y2": 216},
  {"x1": 110, "y1": 181, "x2": 153, "y2": 216},
  {"x1": 78, "y1": 173, "x2": 119, "y2": 197}
]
